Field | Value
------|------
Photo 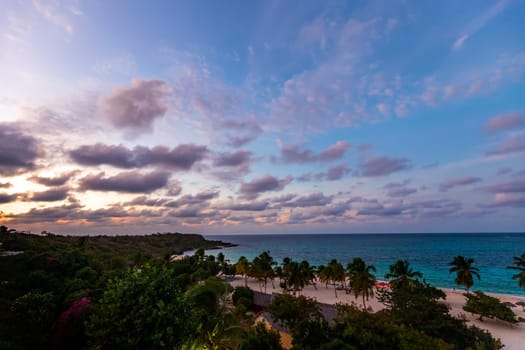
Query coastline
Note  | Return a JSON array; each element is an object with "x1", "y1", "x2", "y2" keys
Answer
[{"x1": 229, "y1": 277, "x2": 525, "y2": 349}]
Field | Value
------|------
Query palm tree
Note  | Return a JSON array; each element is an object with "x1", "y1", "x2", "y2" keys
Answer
[
  {"x1": 300, "y1": 260, "x2": 317, "y2": 290},
  {"x1": 327, "y1": 259, "x2": 345, "y2": 298},
  {"x1": 251, "y1": 251, "x2": 276, "y2": 292},
  {"x1": 235, "y1": 256, "x2": 250, "y2": 287},
  {"x1": 385, "y1": 260, "x2": 422, "y2": 287},
  {"x1": 317, "y1": 265, "x2": 330, "y2": 288},
  {"x1": 347, "y1": 257, "x2": 376, "y2": 308},
  {"x1": 507, "y1": 252, "x2": 525, "y2": 289},
  {"x1": 449, "y1": 256, "x2": 480, "y2": 293}
]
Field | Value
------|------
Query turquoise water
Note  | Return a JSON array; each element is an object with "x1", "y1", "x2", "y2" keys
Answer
[{"x1": 204, "y1": 233, "x2": 525, "y2": 296}]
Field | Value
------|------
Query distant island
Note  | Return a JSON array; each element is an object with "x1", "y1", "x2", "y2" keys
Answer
[{"x1": 0, "y1": 225, "x2": 236, "y2": 257}]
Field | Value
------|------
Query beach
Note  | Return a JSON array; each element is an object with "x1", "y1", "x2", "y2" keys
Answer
[{"x1": 230, "y1": 277, "x2": 525, "y2": 349}]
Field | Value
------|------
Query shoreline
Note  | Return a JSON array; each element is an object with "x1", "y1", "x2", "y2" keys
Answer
[{"x1": 229, "y1": 276, "x2": 525, "y2": 349}]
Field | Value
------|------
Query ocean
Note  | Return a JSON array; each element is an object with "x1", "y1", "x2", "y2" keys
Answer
[{"x1": 203, "y1": 233, "x2": 525, "y2": 296}]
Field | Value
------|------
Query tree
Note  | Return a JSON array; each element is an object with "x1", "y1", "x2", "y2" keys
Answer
[
  {"x1": 239, "y1": 322, "x2": 283, "y2": 350},
  {"x1": 385, "y1": 260, "x2": 422, "y2": 288},
  {"x1": 251, "y1": 251, "x2": 276, "y2": 292},
  {"x1": 86, "y1": 265, "x2": 195, "y2": 349},
  {"x1": 463, "y1": 291, "x2": 518, "y2": 323},
  {"x1": 268, "y1": 294, "x2": 322, "y2": 331},
  {"x1": 507, "y1": 252, "x2": 525, "y2": 289},
  {"x1": 236, "y1": 256, "x2": 250, "y2": 287},
  {"x1": 346, "y1": 257, "x2": 376, "y2": 308},
  {"x1": 448, "y1": 256, "x2": 480, "y2": 293},
  {"x1": 326, "y1": 259, "x2": 345, "y2": 298}
]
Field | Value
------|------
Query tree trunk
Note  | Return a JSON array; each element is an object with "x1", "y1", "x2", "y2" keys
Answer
[
  {"x1": 334, "y1": 285, "x2": 338, "y2": 298},
  {"x1": 244, "y1": 274, "x2": 247, "y2": 287},
  {"x1": 362, "y1": 294, "x2": 366, "y2": 309}
]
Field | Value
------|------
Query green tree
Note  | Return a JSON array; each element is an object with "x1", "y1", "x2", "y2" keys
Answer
[
  {"x1": 463, "y1": 291, "x2": 518, "y2": 323},
  {"x1": 10, "y1": 291, "x2": 56, "y2": 348},
  {"x1": 86, "y1": 265, "x2": 195, "y2": 349},
  {"x1": 236, "y1": 256, "x2": 250, "y2": 287},
  {"x1": 385, "y1": 260, "x2": 422, "y2": 287},
  {"x1": 268, "y1": 294, "x2": 322, "y2": 331},
  {"x1": 507, "y1": 252, "x2": 525, "y2": 289},
  {"x1": 251, "y1": 251, "x2": 276, "y2": 292},
  {"x1": 239, "y1": 322, "x2": 283, "y2": 350},
  {"x1": 448, "y1": 256, "x2": 480, "y2": 292},
  {"x1": 347, "y1": 257, "x2": 376, "y2": 308},
  {"x1": 326, "y1": 259, "x2": 345, "y2": 298}
]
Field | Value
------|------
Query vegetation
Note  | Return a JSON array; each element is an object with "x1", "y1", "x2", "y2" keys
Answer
[
  {"x1": 385, "y1": 259, "x2": 422, "y2": 288},
  {"x1": 1, "y1": 226, "x2": 519, "y2": 350},
  {"x1": 449, "y1": 255, "x2": 480, "y2": 292},
  {"x1": 463, "y1": 291, "x2": 518, "y2": 323},
  {"x1": 507, "y1": 252, "x2": 525, "y2": 289},
  {"x1": 346, "y1": 257, "x2": 376, "y2": 308}
]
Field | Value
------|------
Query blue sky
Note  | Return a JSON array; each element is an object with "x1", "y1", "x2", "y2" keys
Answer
[{"x1": 0, "y1": 0, "x2": 524, "y2": 234}]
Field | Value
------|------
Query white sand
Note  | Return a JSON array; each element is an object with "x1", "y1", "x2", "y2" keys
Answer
[{"x1": 230, "y1": 277, "x2": 525, "y2": 349}]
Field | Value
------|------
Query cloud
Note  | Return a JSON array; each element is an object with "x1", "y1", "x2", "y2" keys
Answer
[
  {"x1": 213, "y1": 150, "x2": 252, "y2": 167},
  {"x1": 70, "y1": 143, "x2": 208, "y2": 169},
  {"x1": 239, "y1": 175, "x2": 293, "y2": 199},
  {"x1": 0, "y1": 193, "x2": 18, "y2": 204},
  {"x1": 222, "y1": 120, "x2": 263, "y2": 147},
  {"x1": 33, "y1": 0, "x2": 76, "y2": 34},
  {"x1": 387, "y1": 187, "x2": 418, "y2": 198},
  {"x1": 29, "y1": 171, "x2": 77, "y2": 186},
  {"x1": 486, "y1": 138, "x2": 525, "y2": 156},
  {"x1": 497, "y1": 167, "x2": 512, "y2": 175},
  {"x1": 278, "y1": 192, "x2": 333, "y2": 208},
  {"x1": 79, "y1": 171, "x2": 170, "y2": 193},
  {"x1": 360, "y1": 155, "x2": 410, "y2": 176},
  {"x1": 0, "y1": 182, "x2": 12, "y2": 189},
  {"x1": 317, "y1": 164, "x2": 352, "y2": 181},
  {"x1": 0, "y1": 125, "x2": 43, "y2": 175},
  {"x1": 221, "y1": 201, "x2": 269, "y2": 211},
  {"x1": 485, "y1": 112, "x2": 525, "y2": 133},
  {"x1": 30, "y1": 187, "x2": 69, "y2": 202},
  {"x1": 485, "y1": 179, "x2": 525, "y2": 193},
  {"x1": 165, "y1": 190, "x2": 219, "y2": 208},
  {"x1": 274, "y1": 141, "x2": 350, "y2": 163},
  {"x1": 482, "y1": 193, "x2": 525, "y2": 208},
  {"x1": 452, "y1": 0, "x2": 510, "y2": 50},
  {"x1": 439, "y1": 176, "x2": 482, "y2": 192},
  {"x1": 101, "y1": 79, "x2": 172, "y2": 135}
]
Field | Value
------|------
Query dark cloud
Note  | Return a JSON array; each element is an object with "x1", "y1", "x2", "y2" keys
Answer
[
  {"x1": 485, "y1": 112, "x2": 525, "y2": 133},
  {"x1": 0, "y1": 192, "x2": 17, "y2": 204},
  {"x1": 29, "y1": 171, "x2": 77, "y2": 187},
  {"x1": 273, "y1": 141, "x2": 350, "y2": 163},
  {"x1": 239, "y1": 175, "x2": 293, "y2": 199},
  {"x1": 6, "y1": 203, "x2": 83, "y2": 223},
  {"x1": 30, "y1": 187, "x2": 69, "y2": 202},
  {"x1": 360, "y1": 156, "x2": 410, "y2": 176},
  {"x1": 384, "y1": 179, "x2": 410, "y2": 189},
  {"x1": 279, "y1": 192, "x2": 333, "y2": 208},
  {"x1": 165, "y1": 190, "x2": 219, "y2": 208},
  {"x1": 127, "y1": 196, "x2": 169, "y2": 207},
  {"x1": 439, "y1": 176, "x2": 482, "y2": 192},
  {"x1": 221, "y1": 201, "x2": 269, "y2": 211},
  {"x1": 101, "y1": 79, "x2": 172, "y2": 134},
  {"x1": 222, "y1": 120, "x2": 263, "y2": 147},
  {"x1": 486, "y1": 138, "x2": 525, "y2": 156},
  {"x1": 0, "y1": 182, "x2": 11, "y2": 188},
  {"x1": 213, "y1": 150, "x2": 252, "y2": 167},
  {"x1": 0, "y1": 125, "x2": 42, "y2": 175},
  {"x1": 79, "y1": 171, "x2": 170, "y2": 193},
  {"x1": 358, "y1": 205, "x2": 404, "y2": 216},
  {"x1": 484, "y1": 179, "x2": 525, "y2": 193},
  {"x1": 387, "y1": 187, "x2": 418, "y2": 197},
  {"x1": 321, "y1": 202, "x2": 351, "y2": 216},
  {"x1": 70, "y1": 143, "x2": 208, "y2": 170},
  {"x1": 321, "y1": 164, "x2": 351, "y2": 181}
]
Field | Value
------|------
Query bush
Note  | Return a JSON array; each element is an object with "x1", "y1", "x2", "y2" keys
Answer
[{"x1": 232, "y1": 286, "x2": 254, "y2": 307}]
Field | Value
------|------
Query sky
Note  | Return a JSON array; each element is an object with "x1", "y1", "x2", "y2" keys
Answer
[{"x1": 0, "y1": 0, "x2": 524, "y2": 235}]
